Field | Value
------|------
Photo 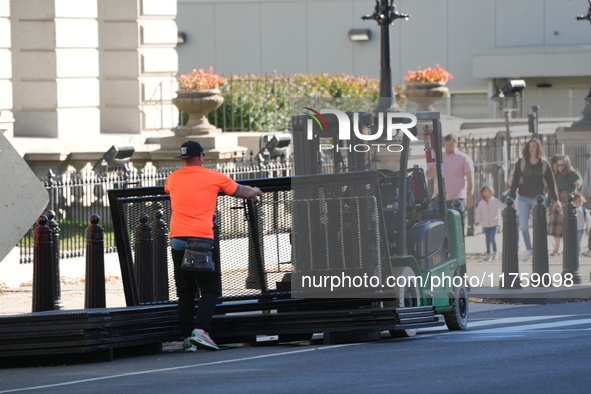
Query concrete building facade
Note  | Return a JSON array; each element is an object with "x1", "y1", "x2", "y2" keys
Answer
[{"x1": 0, "y1": 0, "x2": 178, "y2": 171}]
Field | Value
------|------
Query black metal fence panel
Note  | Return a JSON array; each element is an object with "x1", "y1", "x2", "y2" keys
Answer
[
  {"x1": 108, "y1": 172, "x2": 395, "y2": 305},
  {"x1": 108, "y1": 178, "x2": 295, "y2": 305}
]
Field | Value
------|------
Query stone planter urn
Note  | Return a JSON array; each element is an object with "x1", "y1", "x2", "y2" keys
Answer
[
  {"x1": 403, "y1": 82, "x2": 449, "y2": 112},
  {"x1": 173, "y1": 89, "x2": 223, "y2": 135}
]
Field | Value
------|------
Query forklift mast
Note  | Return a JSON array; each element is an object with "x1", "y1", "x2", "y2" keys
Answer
[{"x1": 292, "y1": 110, "x2": 449, "y2": 257}]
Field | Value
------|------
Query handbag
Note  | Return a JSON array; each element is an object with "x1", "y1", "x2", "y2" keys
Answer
[{"x1": 181, "y1": 237, "x2": 215, "y2": 272}]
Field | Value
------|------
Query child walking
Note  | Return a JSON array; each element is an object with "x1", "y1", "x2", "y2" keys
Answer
[
  {"x1": 475, "y1": 185, "x2": 505, "y2": 260},
  {"x1": 573, "y1": 192, "x2": 591, "y2": 257}
]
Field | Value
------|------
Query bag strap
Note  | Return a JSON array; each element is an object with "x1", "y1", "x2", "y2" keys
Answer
[{"x1": 519, "y1": 158, "x2": 548, "y2": 185}]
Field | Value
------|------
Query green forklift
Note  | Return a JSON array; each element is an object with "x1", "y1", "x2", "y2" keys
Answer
[{"x1": 288, "y1": 109, "x2": 468, "y2": 337}]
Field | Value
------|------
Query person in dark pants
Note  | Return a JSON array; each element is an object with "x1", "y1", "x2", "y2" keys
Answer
[
  {"x1": 165, "y1": 141, "x2": 262, "y2": 352},
  {"x1": 546, "y1": 155, "x2": 582, "y2": 256},
  {"x1": 508, "y1": 138, "x2": 560, "y2": 262}
]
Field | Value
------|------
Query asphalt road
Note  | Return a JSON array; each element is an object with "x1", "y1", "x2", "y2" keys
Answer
[{"x1": 1, "y1": 302, "x2": 590, "y2": 394}]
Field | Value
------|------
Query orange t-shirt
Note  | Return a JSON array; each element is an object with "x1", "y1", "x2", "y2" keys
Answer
[{"x1": 164, "y1": 166, "x2": 239, "y2": 239}]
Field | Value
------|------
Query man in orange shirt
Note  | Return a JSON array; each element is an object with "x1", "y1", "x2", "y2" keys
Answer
[{"x1": 165, "y1": 141, "x2": 262, "y2": 352}]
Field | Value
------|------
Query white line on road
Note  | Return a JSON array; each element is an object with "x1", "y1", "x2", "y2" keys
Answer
[
  {"x1": 417, "y1": 315, "x2": 573, "y2": 333},
  {"x1": 0, "y1": 343, "x2": 363, "y2": 393},
  {"x1": 467, "y1": 315, "x2": 573, "y2": 328},
  {"x1": 473, "y1": 317, "x2": 591, "y2": 334}
]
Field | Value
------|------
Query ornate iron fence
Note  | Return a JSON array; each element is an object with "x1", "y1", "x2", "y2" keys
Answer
[{"x1": 18, "y1": 159, "x2": 293, "y2": 264}]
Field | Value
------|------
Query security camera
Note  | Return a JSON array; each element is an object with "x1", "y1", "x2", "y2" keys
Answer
[{"x1": 501, "y1": 80, "x2": 526, "y2": 96}]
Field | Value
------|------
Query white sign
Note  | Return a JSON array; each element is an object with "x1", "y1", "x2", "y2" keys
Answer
[{"x1": 0, "y1": 133, "x2": 49, "y2": 263}]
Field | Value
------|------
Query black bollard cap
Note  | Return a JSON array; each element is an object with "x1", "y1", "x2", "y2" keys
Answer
[
  {"x1": 37, "y1": 214, "x2": 48, "y2": 226},
  {"x1": 44, "y1": 210, "x2": 56, "y2": 221},
  {"x1": 566, "y1": 194, "x2": 574, "y2": 203},
  {"x1": 505, "y1": 197, "x2": 514, "y2": 207},
  {"x1": 90, "y1": 214, "x2": 101, "y2": 225},
  {"x1": 535, "y1": 195, "x2": 544, "y2": 204}
]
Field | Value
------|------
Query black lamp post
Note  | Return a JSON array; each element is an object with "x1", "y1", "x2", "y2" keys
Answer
[
  {"x1": 362, "y1": 0, "x2": 409, "y2": 112},
  {"x1": 494, "y1": 80, "x2": 526, "y2": 164}
]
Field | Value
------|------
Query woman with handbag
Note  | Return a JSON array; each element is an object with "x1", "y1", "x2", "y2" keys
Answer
[
  {"x1": 508, "y1": 138, "x2": 560, "y2": 262},
  {"x1": 547, "y1": 155, "x2": 582, "y2": 256}
]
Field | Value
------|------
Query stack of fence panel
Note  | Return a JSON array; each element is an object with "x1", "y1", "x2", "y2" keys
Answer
[{"x1": 0, "y1": 305, "x2": 180, "y2": 360}]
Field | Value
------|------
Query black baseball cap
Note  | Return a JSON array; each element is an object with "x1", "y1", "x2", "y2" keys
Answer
[{"x1": 175, "y1": 140, "x2": 204, "y2": 158}]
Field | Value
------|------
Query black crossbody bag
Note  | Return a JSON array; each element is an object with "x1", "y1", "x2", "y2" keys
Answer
[{"x1": 181, "y1": 237, "x2": 215, "y2": 272}]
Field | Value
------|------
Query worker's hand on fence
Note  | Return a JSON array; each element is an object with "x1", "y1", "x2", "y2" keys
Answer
[{"x1": 250, "y1": 187, "x2": 263, "y2": 204}]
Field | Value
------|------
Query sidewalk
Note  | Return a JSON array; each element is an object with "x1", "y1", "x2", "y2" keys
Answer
[
  {"x1": 2, "y1": 231, "x2": 590, "y2": 315},
  {"x1": 464, "y1": 231, "x2": 591, "y2": 304},
  {"x1": 0, "y1": 252, "x2": 126, "y2": 315}
]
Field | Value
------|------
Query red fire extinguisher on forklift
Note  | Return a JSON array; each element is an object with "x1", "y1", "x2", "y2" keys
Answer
[{"x1": 423, "y1": 125, "x2": 436, "y2": 163}]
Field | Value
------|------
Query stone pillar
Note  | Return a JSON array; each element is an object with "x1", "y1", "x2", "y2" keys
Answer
[
  {"x1": 556, "y1": 83, "x2": 591, "y2": 162},
  {"x1": 564, "y1": 83, "x2": 591, "y2": 133},
  {"x1": 98, "y1": 0, "x2": 178, "y2": 135},
  {"x1": 10, "y1": 0, "x2": 100, "y2": 139},
  {"x1": 0, "y1": 0, "x2": 14, "y2": 138}
]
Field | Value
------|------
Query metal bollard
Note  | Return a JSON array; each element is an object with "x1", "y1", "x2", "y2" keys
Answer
[
  {"x1": 32, "y1": 215, "x2": 55, "y2": 312},
  {"x1": 500, "y1": 198, "x2": 521, "y2": 289},
  {"x1": 152, "y1": 203, "x2": 169, "y2": 301},
  {"x1": 562, "y1": 194, "x2": 582, "y2": 284},
  {"x1": 45, "y1": 210, "x2": 64, "y2": 309},
  {"x1": 532, "y1": 195, "x2": 549, "y2": 277},
  {"x1": 135, "y1": 213, "x2": 154, "y2": 302},
  {"x1": 85, "y1": 214, "x2": 106, "y2": 308}
]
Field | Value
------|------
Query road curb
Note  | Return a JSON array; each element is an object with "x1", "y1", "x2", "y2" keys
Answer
[{"x1": 468, "y1": 285, "x2": 591, "y2": 304}]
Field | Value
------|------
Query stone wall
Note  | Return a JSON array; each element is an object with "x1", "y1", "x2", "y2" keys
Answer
[
  {"x1": 0, "y1": 0, "x2": 14, "y2": 138},
  {"x1": 10, "y1": 0, "x2": 101, "y2": 139},
  {"x1": 98, "y1": 0, "x2": 178, "y2": 134}
]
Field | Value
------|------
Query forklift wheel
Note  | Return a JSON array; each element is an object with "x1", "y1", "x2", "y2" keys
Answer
[
  {"x1": 386, "y1": 266, "x2": 420, "y2": 338},
  {"x1": 444, "y1": 284, "x2": 469, "y2": 330}
]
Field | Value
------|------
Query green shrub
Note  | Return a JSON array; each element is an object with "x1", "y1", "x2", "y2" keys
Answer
[{"x1": 206, "y1": 73, "x2": 406, "y2": 132}]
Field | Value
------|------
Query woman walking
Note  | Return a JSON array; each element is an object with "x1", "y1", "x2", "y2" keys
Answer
[
  {"x1": 547, "y1": 155, "x2": 582, "y2": 255},
  {"x1": 508, "y1": 139, "x2": 561, "y2": 261}
]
